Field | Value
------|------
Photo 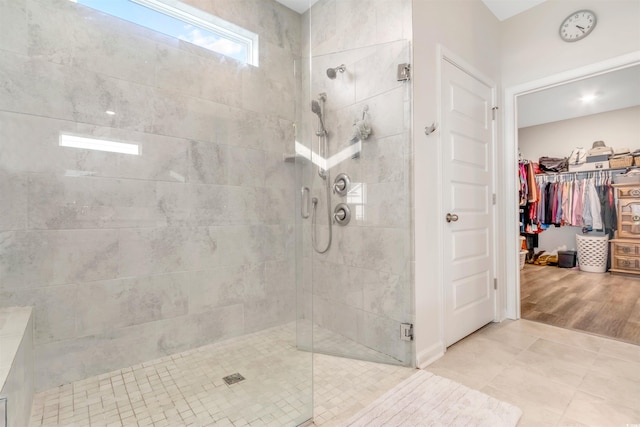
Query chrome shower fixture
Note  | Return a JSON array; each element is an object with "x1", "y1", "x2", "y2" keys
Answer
[
  {"x1": 310, "y1": 93, "x2": 332, "y2": 254},
  {"x1": 326, "y1": 64, "x2": 346, "y2": 79},
  {"x1": 311, "y1": 99, "x2": 327, "y2": 136}
]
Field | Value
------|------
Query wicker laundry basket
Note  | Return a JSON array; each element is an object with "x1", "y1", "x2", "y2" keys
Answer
[
  {"x1": 576, "y1": 234, "x2": 609, "y2": 273},
  {"x1": 519, "y1": 250, "x2": 527, "y2": 270}
]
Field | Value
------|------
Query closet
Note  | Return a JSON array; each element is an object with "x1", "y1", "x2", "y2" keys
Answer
[
  {"x1": 518, "y1": 165, "x2": 640, "y2": 344},
  {"x1": 516, "y1": 64, "x2": 639, "y2": 345},
  {"x1": 517, "y1": 101, "x2": 639, "y2": 258},
  {"x1": 518, "y1": 163, "x2": 618, "y2": 264}
]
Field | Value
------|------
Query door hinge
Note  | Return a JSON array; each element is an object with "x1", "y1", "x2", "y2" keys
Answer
[
  {"x1": 397, "y1": 63, "x2": 411, "y2": 81},
  {"x1": 400, "y1": 323, "x2": 413, "y2": 341},
  {"x1": 491, "y1": 106, "x2": 499, "y2": 121},
  {"x1": 494, "y1": 278, "x2": 497, "y2": 290},
  {"x1": 492, "y1": 193, "x2": 496, "y2": 205}
]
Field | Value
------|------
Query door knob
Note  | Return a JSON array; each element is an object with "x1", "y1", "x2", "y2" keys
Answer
[{"x1": 446, "y1": 213, "x2": 459, "y2": 223}]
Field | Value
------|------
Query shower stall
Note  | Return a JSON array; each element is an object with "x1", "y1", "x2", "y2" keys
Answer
[
  {"x1": 0, "y1": 0, "x2": 413, "y2": 425},
  {"x1": 296, "y1": 22, "x2": 414, "y2": 364}
]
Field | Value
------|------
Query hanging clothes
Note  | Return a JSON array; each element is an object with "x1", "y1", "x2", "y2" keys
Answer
[
  {"x1": 533, "y1": 171, "x2": 617, "y2": 231},
  {"x1": 599, "y1": 184, "x2": 617, "y2": 231},
  {"x1": 527, "y1": 162, "x2": 537, "y2": 203},
  {"x1": 588, "y1": 179, "x2": 603, "y2": 230},
  {"x1": 561, "y1": 181, "x2": 571, "y2": 225},
  {"x1": 519, "y1": 162, "x2": 528, "y2": 206},
  {"x1": 519, "y1": 161, "x2": 618, "y2": 240},
  {"x1": 554, "y1": 182, "x2": 563, "y2": 225},
  {"x1": 519, "y1": 161, "x2": 543, "y2": 234},
  {"x1": 582, "y1": 180, "x2": 593, "y2": 228},
  {"x1": 573, "y1": 180, "x2": 584, "y2": 226}
]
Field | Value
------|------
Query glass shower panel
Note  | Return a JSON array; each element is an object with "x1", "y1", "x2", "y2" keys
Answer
[
  {"x1": 0, "y1": 0, "x2": 311, "y2": 425},
  {"x1": 300, "y1": 0, "x2": 414, "y2": 366}
]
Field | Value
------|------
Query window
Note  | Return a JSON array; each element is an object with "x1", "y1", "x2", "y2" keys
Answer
[{"x1": 72, "y1": 0, "x2": 259, "y2": 66}]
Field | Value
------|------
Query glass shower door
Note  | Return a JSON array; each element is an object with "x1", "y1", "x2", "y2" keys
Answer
[
  {"x1": 299, "y1": 0, "x2": 414, "y2": 367},
  {"x1": 0, "y1": 0, "x2": 313, "y2": 426}
]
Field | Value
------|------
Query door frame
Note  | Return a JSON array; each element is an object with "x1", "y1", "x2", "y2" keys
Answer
[
  {"x1": 502, "y1": 52, "x2": 640, "y2": 319},
  {"x1": 437, "y1": 45, "x2": 499, "y2": 344}
]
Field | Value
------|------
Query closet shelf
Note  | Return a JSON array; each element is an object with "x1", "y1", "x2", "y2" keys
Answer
[{"x1": 535, "y1": 165, "x2": 638, "y2": 178}]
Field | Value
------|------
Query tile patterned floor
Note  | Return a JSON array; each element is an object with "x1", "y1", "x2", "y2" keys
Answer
[
  {"x1": 426, "y1": 319, "x2": 640, "y2": 427},
  {"x1": 29, "y1": 323, "x2": 413, "y2": 427},
  {"x1": 30, "y1": 319, "x2": 640, "y2": 427},
  {"x1": 311, "y1": 354, "x2": 414, "y2": 426},
  {"x1": 30, "y1": 324, "x2": 314, "y2": 427}
]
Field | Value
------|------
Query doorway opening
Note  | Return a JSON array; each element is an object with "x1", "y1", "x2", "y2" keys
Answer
[{"x1": 503, "y1": 52, "x2": 640, "y2": 344}]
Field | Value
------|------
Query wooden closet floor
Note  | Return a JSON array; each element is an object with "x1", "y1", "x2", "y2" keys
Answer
[{"x1": 520, "y1": 264, "x2": 640, "y2": 345}]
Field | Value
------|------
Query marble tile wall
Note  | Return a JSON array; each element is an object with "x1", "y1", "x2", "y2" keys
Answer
[
  {"x1": 0, "y1": 0, "x2": 301, "y2": 390},
  {"x1": 301, "y1": 0, "x2": 414, "y2": 364},
  {"x1": 0, "y1": 307, "x2": 34, "y2": 427}
]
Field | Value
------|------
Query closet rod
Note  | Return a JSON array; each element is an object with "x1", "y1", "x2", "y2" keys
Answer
[{"x1": 535, "y1": 165, "x2": 636, "y2": 178}]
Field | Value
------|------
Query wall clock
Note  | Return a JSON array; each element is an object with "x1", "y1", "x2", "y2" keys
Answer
[{"x1": 559, "y1": 10, "x2": 597, "y2": 42}]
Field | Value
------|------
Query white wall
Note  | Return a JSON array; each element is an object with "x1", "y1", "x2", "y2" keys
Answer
[
  {"x1": 519, "y1": 106, "x2": 640, "y2": 161},
  {"x1": 502, "y1": 0, "x2": 640, "y2": 88},
  {"x1": 412, "y1": 0, "x2": 501, "y2": 367},
  {"x1": 519, "y1": 106, "x2": 640, "y2": 252}
]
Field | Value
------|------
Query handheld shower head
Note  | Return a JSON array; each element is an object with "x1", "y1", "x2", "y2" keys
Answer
[
  {"x1": 311, "y1": 100, "x2": 322, "y2": 116},
  {"x1": 326, "y1": 64, "x2": 346, "y2": 79},
  {"x1": 311, "y1": 99, "x2": 327, "y2": 136}
]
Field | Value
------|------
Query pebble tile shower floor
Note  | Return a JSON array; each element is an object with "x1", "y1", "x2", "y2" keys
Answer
[{"x1": 29, "y1": 323, "x2": 414, "y2": 427}]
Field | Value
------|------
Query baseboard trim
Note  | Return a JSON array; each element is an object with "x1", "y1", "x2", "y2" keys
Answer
[{"x1": 416, "y1": 342, "x2": 444, "y2": 369}]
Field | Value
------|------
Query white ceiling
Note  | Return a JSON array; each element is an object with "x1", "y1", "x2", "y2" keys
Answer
[
  {"x1": 275, "y1": 0, "x2": 546, "y2": 20},
  {"x1": 481, "y1": 0, "x2": 547, "y2": 21},
  {"x1": 518, "y1": 65, "x2": 640, "y2": 128}
]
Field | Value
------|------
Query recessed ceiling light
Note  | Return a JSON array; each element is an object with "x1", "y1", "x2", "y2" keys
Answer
[{"x1": 105, "y1": 110, "x2": 116, "y2": 115}]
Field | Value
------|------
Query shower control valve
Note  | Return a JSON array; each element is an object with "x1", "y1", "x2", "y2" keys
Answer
[
  {"x1": 333, "y1": 173, "x2": 351, "y2": 196},
  {"x1": 333, "y1": 203, "x2": 351, "y2": 226}
]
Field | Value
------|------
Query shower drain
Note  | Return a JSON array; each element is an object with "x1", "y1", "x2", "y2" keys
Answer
[{"x1": 223, "y1": 373, "x2": 245, "y2": 385}]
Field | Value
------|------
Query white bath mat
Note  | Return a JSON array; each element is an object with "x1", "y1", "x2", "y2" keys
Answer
[{"x1": 339, "y1": 370, "x2": 522, "y2": 427}]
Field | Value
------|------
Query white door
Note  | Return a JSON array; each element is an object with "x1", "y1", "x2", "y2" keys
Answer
[{"x1": 441, "y1": 58, "x2": 496, "y2": 347}]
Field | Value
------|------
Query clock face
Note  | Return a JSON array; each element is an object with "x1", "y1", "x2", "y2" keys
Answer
[{"x1": 560, "y1": 10, "x2": 597, "y2": 42}]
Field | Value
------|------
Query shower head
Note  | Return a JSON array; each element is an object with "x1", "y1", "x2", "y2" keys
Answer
[
  {"x1": 311, "y1": 99, "x2": 322, "y2": 116},
  {"x1": 326, "y1": 64, "x2": 346, "y2": 79},
  {"x1": 311, "y1": 99, "x2": 327, "y2": 136}
]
